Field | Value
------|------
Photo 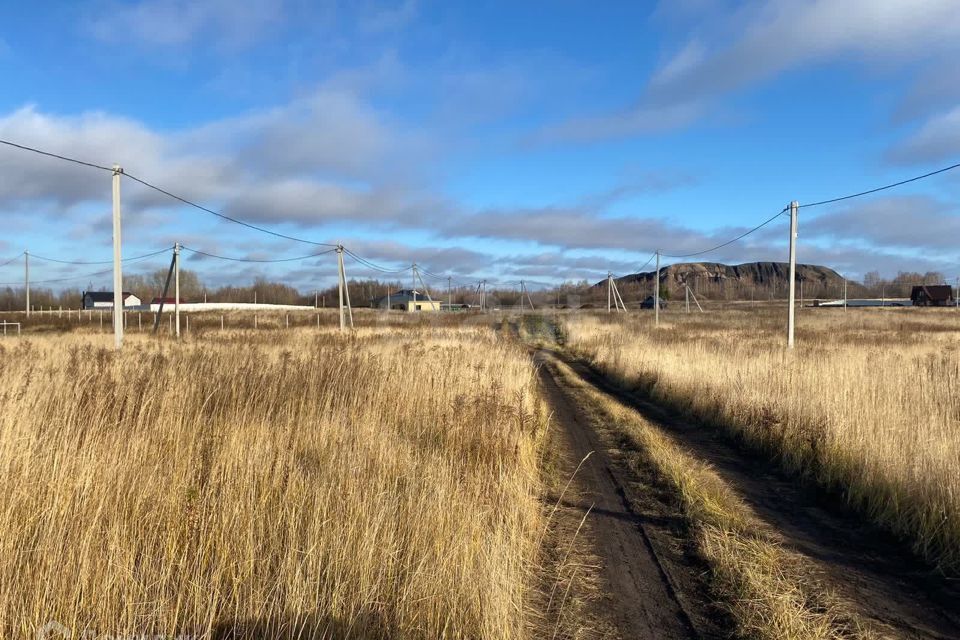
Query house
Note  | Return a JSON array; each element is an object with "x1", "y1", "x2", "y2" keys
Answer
[
  {"x1": 82, "y1": 291, "x2": 141, "y2": 310},
  {"x1": 910, "y1": 285, "x2": 954, "y2": 307},
  {"x1": 371, "y1": 289, "x2": 442, "y2": 312}
]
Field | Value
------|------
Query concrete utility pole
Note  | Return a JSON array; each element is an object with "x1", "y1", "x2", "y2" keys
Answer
[
  {"x1": 112, "y1": 165, "x2": 124, "y2": 350},
  {"x1": 337, "y1": 246, "x2": 345, "y2": 331},
  {"x1": 787, "y1": 201, "x2": 798, "y2": 349},
  {"x1": 24, "y1": 251, "x2": 29, "y2": 317},
  {"x1": 843, "y1": 279, "x2": 848, "y2": 311},
  {"x1": 607, "y1": 272, "x2": 612, "y2": 313},
  {"x1": 174, "y1": 242, "x2": 181, "y2": 338},
  {"x1": 412, "y1": 263, "x2": 417, "y2": 311},
  {"x1": 335, "y1": 245, "x2": 353, "y2": 330},
  {"x1": 448, "y1": 276, "x2": 452, "y2": 310},
  {"x1": 655, "y1": 250, "x2": 661, "y2": 327}
]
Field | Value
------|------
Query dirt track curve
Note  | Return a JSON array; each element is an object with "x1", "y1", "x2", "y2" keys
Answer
[{"x1": 539, "y1": 346, "x2": 960, "y2": 640}]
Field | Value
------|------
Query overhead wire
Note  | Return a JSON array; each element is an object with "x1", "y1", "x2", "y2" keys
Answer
[
  {"x1": 342, "y1": 249, "x2": 413, "y2": 274},
  {"x1": 28, "y1": 247, "x2": 173, "y2": 265},
  {"x1": 181, "y1": 245, "x2": 336, "y2": 263},
  {"x1": 659, "y1": 208, "x2": 787, "y2": 259},
  {"x1": 122, "y1": 172, "x2": 339, "y2": 248},
  {"x1": 0, "y1": 251, "x2": 165, "y2": 286},
  {"x1": 800, "y1": 161, "x2": 960, "y2": 208},
  {"x1": 0, "y1": 139, "x2": 114, "y2": 172},
  {"x1": 0, "y1": 138, "x2": 338, "y2": 248},
  {"x1": 0, "y1": 252, "x2": 24, "y2": 268}
]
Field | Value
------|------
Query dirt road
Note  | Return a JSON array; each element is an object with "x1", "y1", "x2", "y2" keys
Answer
[
  {"x1": 535, "y1": 350, "x2": 724, "y2": 640},
  {"x1": 541, "y1": 347, "x2": 960, "y2": 640}
]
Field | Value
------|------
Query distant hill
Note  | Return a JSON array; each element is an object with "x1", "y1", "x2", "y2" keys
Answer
[{"x1": 600, "y1": 261, "x2": 853, "y2": 300}]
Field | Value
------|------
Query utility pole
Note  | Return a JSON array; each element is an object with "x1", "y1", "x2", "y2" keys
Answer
[
  {"x1": 685, "y1": 281, "x2": 690, "y2": 313},
  {"x1": 787, "y1": 201, "x2": 798, "y2": 349},
  {"x1": 24, "y1": 251, "x2": 29, "y2": 317},
  {"x1": 337, "y1": 246, "x2": 345, "y2": 331},
  {"x1": 448, "y1": 276, "x2": 452, "y2": 310},
  {"x1": 412, "y1": 263, "x2": 417, "y2": 311},
  {"x1": 956, "y1": 276, "x2": 959, "y2": 310},
  {"x1": 843, "y1": 279, "x2": 848, "y2": 311},
  {"x1": 607, "y1": 272, "x2": 612, "y2": 313},
  {"x1": 112, "y1": 164, "x2": 124, "y2": 350},
  {"x1": 315, "y1": 290, "x2": 318, "y2": 309},
  {"x1": 174, "y1": 242, "x2": 181, "y2": 338},
  {"x1": 655, "y1": 250, "x2": 661, "y2": 327}
]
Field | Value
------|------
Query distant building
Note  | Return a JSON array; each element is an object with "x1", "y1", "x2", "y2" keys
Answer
[
  {"x1": 82, "y1": 291, "x2": 141, "y2": 310},
  {"x1": 371, "y1": 289, "x2": 442, "y2": 312},
  {"x1": 640, "y1": 295, "x2": 667, "y2": 310},
  {"x1": 910, "y1": 285, "x2": 954, "y2": 307}
]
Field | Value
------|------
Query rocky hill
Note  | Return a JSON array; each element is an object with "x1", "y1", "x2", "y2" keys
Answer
[{"x1": 602, "y1": 261, "x2": 850, "y2": 300}]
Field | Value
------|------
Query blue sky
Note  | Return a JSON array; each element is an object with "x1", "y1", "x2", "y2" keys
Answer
[{"x1": 1, "y1": 0, "x2": 959, "y2": 292}]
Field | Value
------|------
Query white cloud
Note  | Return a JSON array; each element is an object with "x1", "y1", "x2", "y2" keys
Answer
[
  {"x1": 887, "y1": 106, "x2": 960, "y2": 165},
  {"x1": 84, "y1": 0, "x2": 286, "y2": 50},
  {"x1": 543, "y1": 0, "x2": 960, "y2": 143},
  {"x1": 648, "y1": 0, "x2": 960, "y2": 107}
]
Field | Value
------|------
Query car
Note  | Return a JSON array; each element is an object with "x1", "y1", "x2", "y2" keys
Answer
[{"x1": 640, "y1": 295, "x2": 667, "y2": 310}]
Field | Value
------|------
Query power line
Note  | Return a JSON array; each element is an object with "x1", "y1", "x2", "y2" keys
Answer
[
  {"x1": 0, "y1": 138, "x2": 338, "y2": 248},
  {"x1": 181, "y1": 245, "x2": 336, "y2": 263},
  {"x1": 660, "y1": 208, "x2": 787, "y2": 259},
  {"x1": 29, "y1": 247, "x2": 172, "y2": 265},
  {"x1": 122, "y1": 172, "x2": 339, "y2": 248},
  {"x1": 342, "y1": 249, "x2": 413, "y2": 274},
  {"x1": 0, "y1": 266, "x2": 113, "y2": 286},
  {"x1": 0, "y1": 139, "x2": 114, "y2": 172},
  {"x1": 801, "y1": 161, "x2": 960, "y2": 208},
  {"x1": 0, "y1": 252, "x2": 24, "y2": 268},
  {"x1": 0, "y1": 251, "x2": 167, "y2": 286},
  {"x1": 634, "y1": 252, "x2": 657, "y2": 273}
]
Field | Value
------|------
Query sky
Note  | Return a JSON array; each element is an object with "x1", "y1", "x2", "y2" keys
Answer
[{"x1": 1, "y1": 0, "x2": 959, "y2": 292}]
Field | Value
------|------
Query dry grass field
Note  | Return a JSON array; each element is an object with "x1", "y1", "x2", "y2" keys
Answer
[
  {"x1": 0, "y1": 321, "x2": 549, "y2": 638},
  {"x1": 562, "y1": 307, "x2": 960, "y2": 574}
]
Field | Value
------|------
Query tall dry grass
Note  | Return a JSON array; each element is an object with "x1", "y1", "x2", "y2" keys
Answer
[
  {"x1": 563, "y1": 308, "x2": 960, "y2": 573},
  {"x1": 0, "y1": 324, "x2": 547, "y2": 638}
]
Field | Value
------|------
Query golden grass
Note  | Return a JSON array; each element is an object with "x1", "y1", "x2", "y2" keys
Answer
[
  {"x1": 562, "y1": 308, "x2": 960, "y2": 573},
  {"x1": 546, "y1": 355, "x2": 877, "y2": 639},
  {"x1": 0, "y1": 324, "x2": 548, "y2": 638}
]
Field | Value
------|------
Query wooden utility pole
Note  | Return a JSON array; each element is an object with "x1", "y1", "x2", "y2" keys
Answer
[
  {"x1": 24, "y1": 251, "x2": 29, "y2": 317},
  {"x1": 787, "y1": 201, "x2": 798, "y2": 348},
  {"x1": 448, "y1": 276, "x2": 452, "y2": 310},
  {"x1": 112, "y1": 165, "x2": 124, "y2": 350}
]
